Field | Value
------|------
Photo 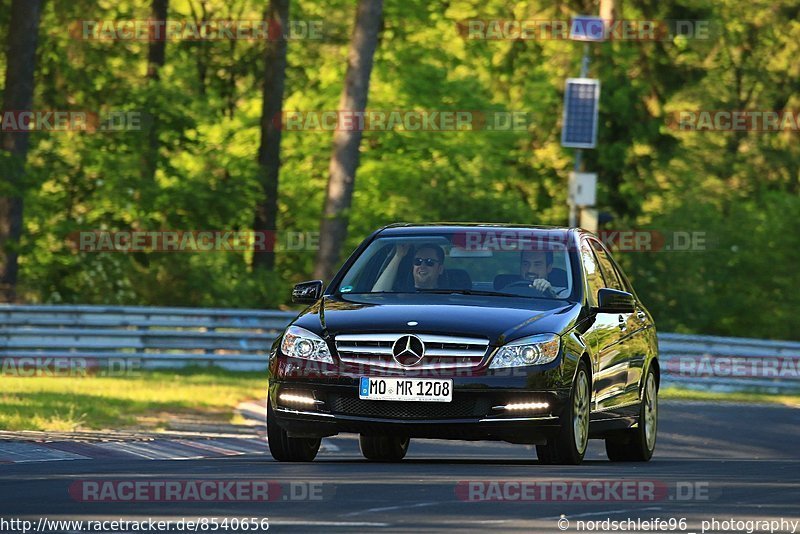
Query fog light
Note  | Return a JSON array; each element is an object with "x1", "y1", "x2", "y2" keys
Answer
[
  {"x1": 495, "y1": 401, "x2": 550, "y2": 411},
  {"x1": 279, "y1": 392, "x2": 321, "y2": 406}
]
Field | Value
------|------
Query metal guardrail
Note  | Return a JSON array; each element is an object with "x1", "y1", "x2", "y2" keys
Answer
[
  {"x1": 0, "y1": 305, "x2": 296, "y2": 371},
  {"x1": 1, "y1": 305, "x2": 798, "y2": 391},
  {"x1": 658, "y1": 333, "x2": 800, "y2": 392}
]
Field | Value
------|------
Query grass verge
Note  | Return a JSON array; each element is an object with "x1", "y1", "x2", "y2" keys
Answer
[
  {"x1": 2, "y1": 372, "x2": 797, "y2": 433},
  {"x1": 0, "y1": 366, "x2": 265, "y2": 432},
  {"x1": 661, "y1": 386, "x2": 800, "y2": 406}
]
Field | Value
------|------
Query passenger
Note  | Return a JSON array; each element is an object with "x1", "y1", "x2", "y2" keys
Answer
[{"x1": 373, "y1": 243, "x2": 445, "y2": 291}]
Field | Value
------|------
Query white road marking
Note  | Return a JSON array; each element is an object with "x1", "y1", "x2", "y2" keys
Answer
[
  {"x1": 0, "y1": 442, "x2": 90, "y2": 463},
  {"x1": 342, "y1": 501, "x2": 441, "y2": 517}
]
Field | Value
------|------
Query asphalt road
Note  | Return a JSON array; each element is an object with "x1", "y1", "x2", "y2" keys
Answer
[{"x1": 1, "y1": 401, "x2": 799, "y2": 533}]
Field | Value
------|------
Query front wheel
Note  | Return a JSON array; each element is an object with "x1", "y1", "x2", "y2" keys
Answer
[
  {"x1": 537, "y1": 360, "x2": 590, "y2": 465},
  {"x1": 359, "y1": 435, "x2": 410, "y2": 462},
  {"x1": 605, "y1": 367, "x2": 658, "y2": 462},
  {"x1": 266, "y1": 400, "x2": 321, "y2": 462}
]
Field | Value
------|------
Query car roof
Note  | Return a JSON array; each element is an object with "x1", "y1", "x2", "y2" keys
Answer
[{"x1": 376, "y1": 223, "x2": 577, "y2": 238}]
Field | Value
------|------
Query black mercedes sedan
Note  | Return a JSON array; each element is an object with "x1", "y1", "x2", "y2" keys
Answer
[{"x1": 266, "y1": 224, "x2": 659, "y2": 464}]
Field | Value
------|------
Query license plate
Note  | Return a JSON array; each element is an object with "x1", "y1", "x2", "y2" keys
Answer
[{"x1": 359, "y1": 377, "x2": 453, "y2": 402}]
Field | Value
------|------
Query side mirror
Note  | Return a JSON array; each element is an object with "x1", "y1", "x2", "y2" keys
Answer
[
  {"x1": 292, "y1": 280, "x2": 323, "y2": 304},
  {"x1": 596, "y1": 288, "x2": 635, "y2": 313}
]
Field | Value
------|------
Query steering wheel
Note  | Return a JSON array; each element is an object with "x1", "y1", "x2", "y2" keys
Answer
[{"x1": 502, "y1": 280, "x2": 550, "y2": 296}]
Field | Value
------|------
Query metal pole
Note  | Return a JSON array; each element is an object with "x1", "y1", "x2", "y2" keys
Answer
[
  {"x1": 569, "y1": 149, "x2": 582, "y2": 227},
  {"x1": 580, "y1": 43, "x2": 590, "y2": 77},
  {"x1": 569, "y1": 44, "x2": 591, "y2": 228}
]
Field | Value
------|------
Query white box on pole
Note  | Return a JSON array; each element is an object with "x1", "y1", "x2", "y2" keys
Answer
[{"x1": 569, "y1": 171, "x2": 597, "y2": 206}]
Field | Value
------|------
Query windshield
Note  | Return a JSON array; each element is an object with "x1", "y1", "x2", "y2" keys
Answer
[{"x1": 335, "y1": 230, "x2": 574, "y2": 300}]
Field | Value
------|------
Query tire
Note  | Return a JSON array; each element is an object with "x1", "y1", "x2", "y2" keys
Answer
[
  {"x1": 605, "y1": 366, "x2": 658, "y2": 462},
  {"x1": 266, "y1": 399, "x2": 321, "y2": 462},
  {"x1": 536, "y1": 360, "x2": 591, "y2": 465},
  {"x1": 359, "y1": 435, "x2": 410, "y2": 462}
]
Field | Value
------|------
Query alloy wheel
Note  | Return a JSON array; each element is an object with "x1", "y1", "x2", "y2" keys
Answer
[{"x1": 573, "y1": 369, "x2": 590, "y2": 454}]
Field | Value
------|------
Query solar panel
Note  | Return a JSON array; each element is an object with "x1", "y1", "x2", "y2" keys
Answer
[{"x1": 561, "y1": 78, "x2": 600, "y2": 148}]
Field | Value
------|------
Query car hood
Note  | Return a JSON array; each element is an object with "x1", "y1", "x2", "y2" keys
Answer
[{"x1": 292, "y1": 294, "x2": 581, "y2": 345}]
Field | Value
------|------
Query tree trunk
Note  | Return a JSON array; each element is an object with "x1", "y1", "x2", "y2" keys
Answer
[
  {"x1": 253, "y1": 0, "x2": 290, "y2": 271},
  {"x1": 0, "y1": 0, "x2": 44, "y2": 302},
  {"x1": 188, "y1": 0, "x2": 209, "y2": 96},
  {"x1": 313, "y1": 0, "x2": 383, "y2": 282},
  {"x1": 599, "y1": 0, "x2": 619, "y2": 22},
  {"x1": 147, "y1": 0, "x2": 169, "y2": 81},
  {"x1": 141, "y1": 0, "x2": 168, "y2": 189}
]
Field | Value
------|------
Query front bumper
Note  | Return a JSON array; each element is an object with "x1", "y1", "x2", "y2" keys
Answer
[{"x1": 268, "y1": 379, "x2": 570, "y2": 444}]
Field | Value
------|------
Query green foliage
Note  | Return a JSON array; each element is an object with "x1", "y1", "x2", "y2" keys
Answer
[
  {"x1": 2, "y1": 0, "x2": 798, "y2": 338},
  {"x1": 624, "y1": 193, "x2": 800, "y2": 341}
]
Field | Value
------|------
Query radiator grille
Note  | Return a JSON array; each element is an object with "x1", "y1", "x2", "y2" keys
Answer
[{"x1": 335, "y1": 333, "x2": 489, "y2": 370}]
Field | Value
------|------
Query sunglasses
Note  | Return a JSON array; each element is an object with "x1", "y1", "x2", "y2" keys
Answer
[{"x1": 413, "y1": 257, "x2": 440, "y2": 267}]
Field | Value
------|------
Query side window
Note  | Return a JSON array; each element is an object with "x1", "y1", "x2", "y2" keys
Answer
[
  {"x1": 590, "y1": 240, "x2": 624, "y2": 291},
  {"x1": 579, "y1": 240, "x2": 604, "y2": 306},
  {"x1": 608, "y1": 255, "x2": 635, "y2": 294},
  {"x1": 340, "y1": 242, "x2": 392, "y2": 292}
]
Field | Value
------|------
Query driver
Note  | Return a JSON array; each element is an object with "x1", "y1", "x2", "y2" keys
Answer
[{"x1": 505, "y1": 250, "x2": 567, "y2": 297}]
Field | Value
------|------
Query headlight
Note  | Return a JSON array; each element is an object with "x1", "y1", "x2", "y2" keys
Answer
[
  {"x1": 489, "y1": 334, "x2": 561, "y2": 369},
  {"x1": 280, "y1": 325, "x2": 334, "y2": 364}
]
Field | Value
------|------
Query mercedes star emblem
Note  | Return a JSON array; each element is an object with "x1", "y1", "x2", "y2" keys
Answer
[{"x1": 391, "y1": 334, "x2": 425, "y2": 367}]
